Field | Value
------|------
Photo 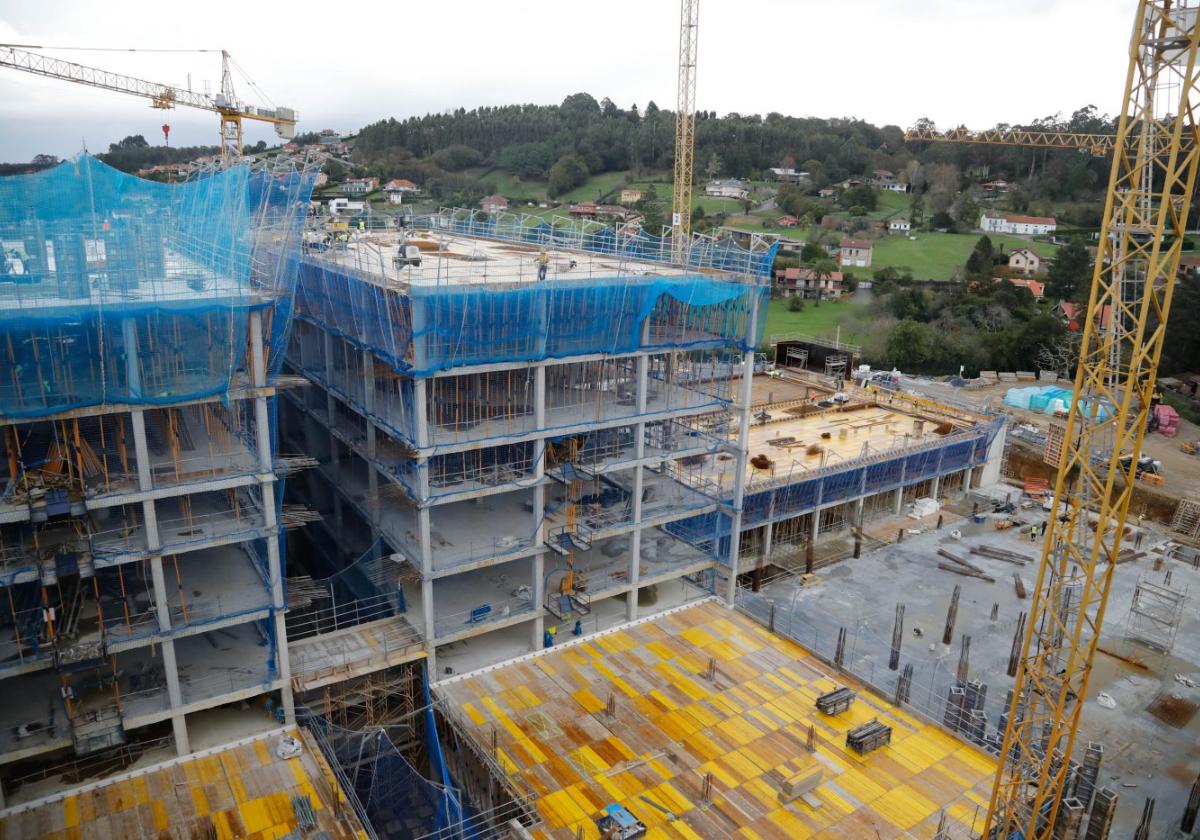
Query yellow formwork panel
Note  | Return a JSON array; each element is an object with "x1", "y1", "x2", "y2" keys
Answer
[
  {"x1": 872, "y1": 785, "x2": 938, "y2": 831},
  {"x1": 436, "y1": 601, "x2": 998, "y2": 840}
]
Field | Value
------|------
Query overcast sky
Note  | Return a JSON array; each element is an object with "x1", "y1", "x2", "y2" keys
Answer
[{"x1": 0, "y1": 0, "x2": 1132, "y2": 162}]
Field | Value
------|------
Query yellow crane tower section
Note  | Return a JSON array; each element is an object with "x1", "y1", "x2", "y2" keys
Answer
[
  {"x1": 672, "y1": 0, "x2": 699, "y2": 257},
  {"x1": 985, "y1": 2, "x2": 1200, "y2": 837},
  {"x1": 0, "y1": 45, "x2": 297, "y2": 165}
]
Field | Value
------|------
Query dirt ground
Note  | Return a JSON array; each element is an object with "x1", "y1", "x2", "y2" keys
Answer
[{"x1": 923, "y1": 379, "x2": 1200, "y2": 504}]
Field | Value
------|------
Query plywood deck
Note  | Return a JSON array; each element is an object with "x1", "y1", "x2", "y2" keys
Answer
[
  {"x1": 0, "y1": 728, "x2": 367, "y2": 840},
  {"x1": 436, "y1": 600, "x2": 997, "y2": 839},
  {"x1": 706, "y1": 405, "x2": 958, "y2": 490}
]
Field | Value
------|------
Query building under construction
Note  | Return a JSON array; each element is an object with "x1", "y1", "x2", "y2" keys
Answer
[{"x1": 0, "y1": 155, "x2": 315, "y2": 808}]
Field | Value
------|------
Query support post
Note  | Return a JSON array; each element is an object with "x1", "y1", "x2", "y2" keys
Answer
[
  {"x1": 628, "y1": 354, "x2": 648, "y2": 621},
  {"x1": 723, "y1": 292, "x2": 759, "y2": 605}
]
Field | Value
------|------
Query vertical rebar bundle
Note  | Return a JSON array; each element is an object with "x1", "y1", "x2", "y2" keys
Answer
[
  {"x1": 894, "y1": 663, "x2": 913, "y2": 705},
  {"x1": 1008, "y1": 611, "x2": 1028, "y2": 677},
  {"x1": 956, "y1": 634, "x2": 971, "y2": 683},
  {"x1": 1132, "y1": 797, "x2": 1155, "y2": 840},
  {"x1": 834, "y1": 626, "x2": 846, "y2": 669},
  {"x1": 1181, "y1": 769, "x2": 1200, "y2": 833},
  {"x1": 943, "y1": 584, "x2": 961, "y2": 645},
  {"x1": 889, "y1": 604, "x2": 905, "y2": 670}
]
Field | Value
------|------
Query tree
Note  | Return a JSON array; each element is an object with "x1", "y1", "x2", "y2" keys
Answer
[
  {"x1": 965, "y1": 236, "x2": 995, "y2": 278},
  {"x1": 499, "y1": 142, "x2": 554, "y2": 178},
  {"x1": 787, "y1": 295, "x2": 805, "y2": 312},
  {"x1": 704, "y1": 152, "x2": 723, "y2": 180},
  {"x1": 924, "y1": 163, "x2": 959, "y2": 214},
  {"x1": 1036, "y1": 330, "x2": 1083, "y2": 378},
  {"x1": 432, "y1": 144, "x2": 482, "y2": 172},
  {"x1": 909, "y1": 191, "x2": 925, "y2": 229},
  {"x1": 109, "y1": 135, "x2": 149, "y2": 152},
  {"x1": 547, "y1": 153, "x2": 589, "y2": 197},
  {"x1": 841, "y1": 184, "x2": 878, "y2": 211},
  {"x1": 31, "y1": 153, "x2": 60, "y2": 167},
  {"x1": 636, "y1": 184, "x2": 666, "y2": 233},
  {"x1": 800, "y1": 241, "x2": 827, "y2": 263},
  {"x1": 886, "y1": 319, "x2": 933, "y2": 370},
  {"x1": 1045, "y1": 238, "x2": 1092, "y2": 302}
]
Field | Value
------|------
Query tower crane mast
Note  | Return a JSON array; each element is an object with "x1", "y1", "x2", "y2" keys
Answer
[
  {"x1": 983, "y1": 2, "x2": 1200, "y2": 837},
  {"x1": 0, "y1": 45, "x2": 297, "y2": 165},
  {"x1": 672, "y1": 0, "x2": 699, "y2": 258}
]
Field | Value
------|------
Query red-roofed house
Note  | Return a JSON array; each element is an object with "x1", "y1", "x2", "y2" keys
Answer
[
  {"x1": 777, "y1": 215, "x2": 800, "y2": 228},
  {"x1": 481, "y1": 194, "x2": 508, "y2": 213},
  {"x1": 839, "y1": 238, "x2": 873, "y2": 268},
  {"x1": 1057, "y1": 300, "x2": 1113, "y2": 330},
  {"x1": 1006, "y1": 277, "x2": 1045, "y2": 299},
  {"x1": 775, "y1": 267, "x2": 845, "y2": 299},
  {"x1": 980, "y1": 212, "x2": 1057, "y2": 236},
  {"x1": 383, "y1": 179, "x2": 419, "y2": 204}
]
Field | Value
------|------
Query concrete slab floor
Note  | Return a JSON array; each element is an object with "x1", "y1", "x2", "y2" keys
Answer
[{"x1": 753, "y1": 505, "x2": 1200, "y2": 838}]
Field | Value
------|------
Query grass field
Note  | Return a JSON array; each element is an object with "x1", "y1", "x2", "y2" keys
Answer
[
  {"x1": 762, "y1": 298, "x2": 869, "y2": 345},
  {"x1": 475, "y1": 169, "x2": 548, "y2": 202},
  {"x1": 871, "y1": 232, "x2": 1059, "y2": 280}
]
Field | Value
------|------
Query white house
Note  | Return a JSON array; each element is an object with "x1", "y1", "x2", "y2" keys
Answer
[
  {"x1": 383, "y1": 179, "x2": 419, "y2": 204},
  {"x1": 769, "y1": 168, "x2": 808, "y2": 184},
  {"x1": 705, "y1": 179, "x2": 749, "y2": 200},
  {"x1": 887, "y1": 218, "x2": 912, "y2": 234},
  {"x1": 979, "y1": 212, "x2": 1057, "y2": 236},
  {"x1": 328, "y1": 198, "x2": 365, "y2": 216},
  {"x1": 1008, "y1": 248, "x2": 1042, "y2": 274},
  {"x1": 342, "y1": 177, "x2": 379, "y2": 195}
]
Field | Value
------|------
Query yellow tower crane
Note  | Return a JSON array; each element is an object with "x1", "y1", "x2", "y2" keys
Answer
[
  {"x1": 0, "y1": 45, "x2": 297, "y2": 165},
  {"x1": 903, "y1": 124, "x2": 1121, "y2": 157},
  {"x1": 945, "y1": 2, "x2": 1200, "y2": 837},
  {"x1": 671, "y1": 0, "x2": 699, "y2": 259}
]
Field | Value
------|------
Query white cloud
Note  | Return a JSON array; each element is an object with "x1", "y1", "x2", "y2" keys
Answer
[{"x1": 0, "y1": 0, "x2": 1132, "y2": 160}]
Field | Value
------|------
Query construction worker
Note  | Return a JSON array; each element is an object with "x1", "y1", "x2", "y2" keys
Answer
[
  {"x1": 536, "y1": 248, "x2": 550, "y2": 282},
  {"x1": 1030, "y1": 523, "x2": 1038, "y2": 542}
]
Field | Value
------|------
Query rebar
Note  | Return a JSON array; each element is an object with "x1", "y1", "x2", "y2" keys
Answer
[{"x1": 943, "y1": 584, "x2": 961, "y2": 645}]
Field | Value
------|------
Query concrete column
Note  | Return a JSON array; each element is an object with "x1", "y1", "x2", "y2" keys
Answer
[
  {"x1": 930, "y1": 475, "x2": 941, "y2": 501},
  {"x1": 724, "y1": 290, "x2": 760, "y2": 605},
  {"x1": 123, "y1": 348, "x2": 190, "y2": 755},
  {"x1": 418, "y1": 507, "x2": 436, "y2": 672},
  {"x1": 322, "y1": 329, "x2": 344, "y2": 537},
  {"x1": 531, "y1": 366, "x2": 546, "y2": 647},
  {"x1": 249, "y1": 314, "x2": 294, "y2": 723},
  {"x1": 627, "y1": 354, "x2": 649, "y2": 621},
  {"x1": 414, "y1": 378, "x2": 430, "y2": 449},
  {"x1": 810, "y1": 507, "x2": 821, "y2": 543},
  {"x1": 363, "y1": 351, "x2": 381, "y2": 526},
  {"x1": 894, "y1": 488, "x2": 904, "y2": 515}
]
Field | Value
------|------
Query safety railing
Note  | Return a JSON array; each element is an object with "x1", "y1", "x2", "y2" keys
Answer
[
  {"x1": 433, "y1": 595, "x2": 536, "y2": 639},
  {"x1": 285, "y1": 591, "x2": 403, "y2": 642}
]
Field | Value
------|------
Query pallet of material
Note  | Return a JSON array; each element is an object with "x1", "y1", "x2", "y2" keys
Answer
[
  {"x1": 846, "y1": 720, "x2": 892, "y2": 755},
  {"x1": 815, "y1": 686, "x2": 856, "y2": 715}
]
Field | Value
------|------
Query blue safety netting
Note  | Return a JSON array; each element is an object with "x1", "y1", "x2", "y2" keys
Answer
[
  {"x1": 0, "y1": 154, "x2": 314, "y2": 419},
  {"x1": 666, "y1": 419, "x2": 1004, "y2": 557},
  {"x1": 434, "y1": 209, "x2": 780, "y2": 278},
  {"x1": 294, "y1": 258, "x2": 768, "y2": 378}
]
